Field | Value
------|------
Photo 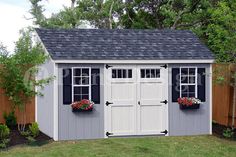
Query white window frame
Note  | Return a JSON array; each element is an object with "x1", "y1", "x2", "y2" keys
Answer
[
  {"x1": 72, "y1": 67, "x2": 91, "y2": 102},
  {"x1": 179, "y1": 67, "x2": 198, "y2": 98}
]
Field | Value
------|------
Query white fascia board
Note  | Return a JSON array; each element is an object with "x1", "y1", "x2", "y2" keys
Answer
[{"x1": 54, "y1": 59, "x2": 214, "y2": 64}]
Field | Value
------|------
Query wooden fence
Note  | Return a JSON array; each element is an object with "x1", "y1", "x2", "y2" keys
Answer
[
  {"x1": 0, "y1": 88, "x2": 35, "y2": 124},
  {"x1": 213, "y1": 64, "x2": 236, "y2": 127}
]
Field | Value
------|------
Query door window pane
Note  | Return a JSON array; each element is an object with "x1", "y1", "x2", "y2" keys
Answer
[
  {"x1": 141, "y1": 69, "x2": 160, "y2": 78},
  {"x1": 112, "y1": 69, "x2": 132, "y2": 79}
]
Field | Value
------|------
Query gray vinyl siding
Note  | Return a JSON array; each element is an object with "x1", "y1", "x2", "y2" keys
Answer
[
  {"x1": 58, "y1": 64, "x2": 104, "y2": 140},
  {"x1": 168, "y1": 64, "x2": 211, "y2": 136},
  {"x1": 36, "y1": 58, "x2": 55, "y2": 138}
]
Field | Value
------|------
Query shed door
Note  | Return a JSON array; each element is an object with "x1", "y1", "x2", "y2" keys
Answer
[
  {"x1": 106, "y1": 65, "x2": 168, "y2": 136},
  {"x1": 107, "y1": 65, "x2": 137, "y2": 136},
  {"x1": 136, "y1": 66, "x2": 168, "y2": 135}
]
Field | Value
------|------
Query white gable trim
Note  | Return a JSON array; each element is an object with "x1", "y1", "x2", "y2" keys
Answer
[{"x1": 54, "y1": 59, "x2": 214, "y2": 64}]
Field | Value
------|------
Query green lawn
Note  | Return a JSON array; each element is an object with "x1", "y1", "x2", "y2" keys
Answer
[{"x1": 1, "y1": 136, "x2": 236, "y2": 157}]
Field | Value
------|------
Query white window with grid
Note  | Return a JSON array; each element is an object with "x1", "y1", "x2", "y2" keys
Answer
[
  {"x1": 72, "y1": 67, "x2": 91, "y2": 101},
  {"x1": 180, "y1": 67, "x2": 197, "y2": 98}
]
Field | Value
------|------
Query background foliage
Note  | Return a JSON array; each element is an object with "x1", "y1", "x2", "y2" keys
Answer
[
  {"x1": 29, "y1": 0, "x2": 236, "y2": 63},
  {"x1": 0, "y1": 29, "x2": 54, "y2": 131}
]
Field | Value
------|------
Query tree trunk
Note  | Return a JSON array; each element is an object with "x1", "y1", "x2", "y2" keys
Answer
[
  {"x1": 71, "y1": 0, "x2": 76, "y2": 9},
  {"x1": 109, "y1": 1, "x2": 114, "y2": 29},
  {"x1": 18, "y1": 106, "x2": 26, "y2": 132}
]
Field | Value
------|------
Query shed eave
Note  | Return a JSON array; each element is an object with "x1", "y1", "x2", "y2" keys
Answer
[{"x1": 53, "y1": 59, "x2": 214, "y2": 64}]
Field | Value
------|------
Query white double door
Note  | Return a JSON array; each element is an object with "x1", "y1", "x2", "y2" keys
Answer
[{"x1": 106, "y1": 65, "x2": 168, "y2": 136}]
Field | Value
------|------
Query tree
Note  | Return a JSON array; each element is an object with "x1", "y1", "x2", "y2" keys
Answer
[
  {"x1": 194, "y1": 1, "x2": 236, "y2": 63},
  {"x1": 29, "y1": 0, "x2": 81, "y2": 28},
  {"x1": 77, "y1": 0, "x2": 124, "y2": 29},
  {"x1": 29, "y1": 0, "x2": 46, "y2": 27},
  {"x1": 0, "y1": 29, "x2": 54, "y2": 131},
  {"x1": 29, "y1": 0, "x2": 124, "y2": 29},
  {"x1": 28, "y1": 0, "x2": 236, "y2": 62},
  {"x1": 120, "y1": 0, "x2": 210, "y2": 29}
]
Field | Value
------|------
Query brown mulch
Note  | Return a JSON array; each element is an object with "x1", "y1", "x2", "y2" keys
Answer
[
  {"x1": 7, "y1": 125, "x2": 52, "y2": 148},
  {"x1": 212, "y1": 123, "x2": 236, "y2": 140}
]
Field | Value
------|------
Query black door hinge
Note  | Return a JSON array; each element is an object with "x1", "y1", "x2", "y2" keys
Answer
[
  {"x1": 106, "y1": 132, "x2": 113, "y2": 136},
  {"x1": 106, "y1": 64, "x2": 113, "y2": 69},
  {"x1": 160, "y1": 100, "x2": 168, "y2": 104},
  {"x1": 161, "y1": 130, "x2": 168, "y2": 135},
  {"x1": 160, "y1": 64, "x2": 168, "y2": 69},
  {"x1": 106, "y1": 101, "x2": 113, "y2": 106}
]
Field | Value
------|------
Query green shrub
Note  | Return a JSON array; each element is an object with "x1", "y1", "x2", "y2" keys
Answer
[
  {"x1": 223, "y1": 128, "x2": 234, "y2": 138},
  {"x1": 21, "y1": 122, "x2": 40, "y2": 144},
  {"x1": 0, "y1": 124, "x2": 10, "y2": 149},
  {"x1": 29, "y1": 122, "x2": 39, "y2": 138},
  {"x1": 3, "y1": 112, "x2": 17, "y2": 128}
]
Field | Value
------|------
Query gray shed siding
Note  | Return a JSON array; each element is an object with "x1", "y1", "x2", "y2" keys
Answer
[
  {"x1": 36, "y1": 59, "x2": 55, "y2": 138},
  {"x1": 58, "y1": 64, "x2": 104, "y2": 140},
  {"x1": 168, "y1": 64, "x2": 211, "y2": 136}
]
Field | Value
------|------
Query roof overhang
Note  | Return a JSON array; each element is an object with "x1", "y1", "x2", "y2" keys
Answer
[{"x1": 54, "y1": 59, "x2": 214, "y2": 64}]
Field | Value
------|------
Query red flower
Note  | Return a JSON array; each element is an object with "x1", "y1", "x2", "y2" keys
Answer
[
  {"x1": 177, "y1": 97, "x2": 201, "y2": 107},
  {"x1": 71, "y1": 99, "x2": 94, "y2": 110}
]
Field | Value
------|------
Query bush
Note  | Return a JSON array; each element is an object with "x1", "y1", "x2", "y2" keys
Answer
[
  {"x1": 3, "y1": 112, "x2": 17, "y2": 128},
  {"x1": 0, "y1": 124, "x2": 10, "y2": 149},
  {"x1": 21, "y1": 122, "x2": 40, "y2": 144},
  {"x1": 223, "y1": 128, "x2": 234, "y2": 138},
  {"x1": 29, "y1": 122, "x2": 39, "y2": 138}
]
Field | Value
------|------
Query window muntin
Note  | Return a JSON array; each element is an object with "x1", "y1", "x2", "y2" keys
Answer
[
  {"x1": 180, "y1": 67, "x2": 197, "y2": 98},
  {"x1": 140, "y1": 69, "x2": 160, "y2": 78},
  {"x1": 112, "y1": 69, "x2": 132, "y2": 78},
  {"x1": 72, "y1": 68, "x2": 91, "y2": 102}
]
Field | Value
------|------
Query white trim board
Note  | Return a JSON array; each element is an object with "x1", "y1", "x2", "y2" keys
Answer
[
  {"x1": 53, "y1": 63, "x2": 59, "y2": 141},
  {"x1": 54, "y1": 59, "x2": 214, "y2": 64},
  {"x1": 209, "y1": 64, "x2": 213, "y2": 134}
]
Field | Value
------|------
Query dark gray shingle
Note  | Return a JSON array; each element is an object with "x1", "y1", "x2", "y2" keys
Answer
[{"x1": 36, "y1": 28, "x2": 214, "y2": 60}]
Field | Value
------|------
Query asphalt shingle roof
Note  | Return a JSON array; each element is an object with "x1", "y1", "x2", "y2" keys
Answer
[{"x1": 35, "y1": 28, "x2": 214, "y2": 60}]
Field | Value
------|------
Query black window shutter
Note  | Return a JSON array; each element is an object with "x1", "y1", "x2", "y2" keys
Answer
[
  {"x1": 91, "y1": 69, "x2": 100, "y2": 104},
  {"x1": 197, "y1": 68, "x2": 206, "y2": 102},
  {"x1": 63, "y1": 68, "x2": 72, "y2": 105},
  {"x1": 172, "y1": 68, "x2": 180, "y2": 102}
]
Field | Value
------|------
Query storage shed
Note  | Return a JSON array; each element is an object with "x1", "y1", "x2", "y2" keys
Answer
[{"x1": 35, "y1": 28, "x2": 214, "y2": 141}]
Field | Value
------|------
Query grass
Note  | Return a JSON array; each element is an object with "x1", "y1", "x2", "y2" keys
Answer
[{"x1": 0, "y1": 135, "x2": 236, "y2": 157}]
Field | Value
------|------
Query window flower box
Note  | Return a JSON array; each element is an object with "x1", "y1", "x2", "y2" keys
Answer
[
  {"x1": 71, "y1": 99, "x2": 94, "y2": 112},
  {"x1": 177, "y1": 97, "x2": 201, "y2": 110}
]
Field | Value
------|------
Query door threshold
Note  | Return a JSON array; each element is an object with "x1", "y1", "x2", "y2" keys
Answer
[{"x1": 108, "y1": 134, "x2": 166, "y2": 138}]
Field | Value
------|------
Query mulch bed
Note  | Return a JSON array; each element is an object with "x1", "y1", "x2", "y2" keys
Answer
[
  {"x1": 2, "y1": 123, "x2": 234, "y2": 149},
  {"x1": 212, "y1": 122, "x2": 236, "y2": 140},
  {"x1": 6, "y1": 125, "x2": 52, "y2": 148}
]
